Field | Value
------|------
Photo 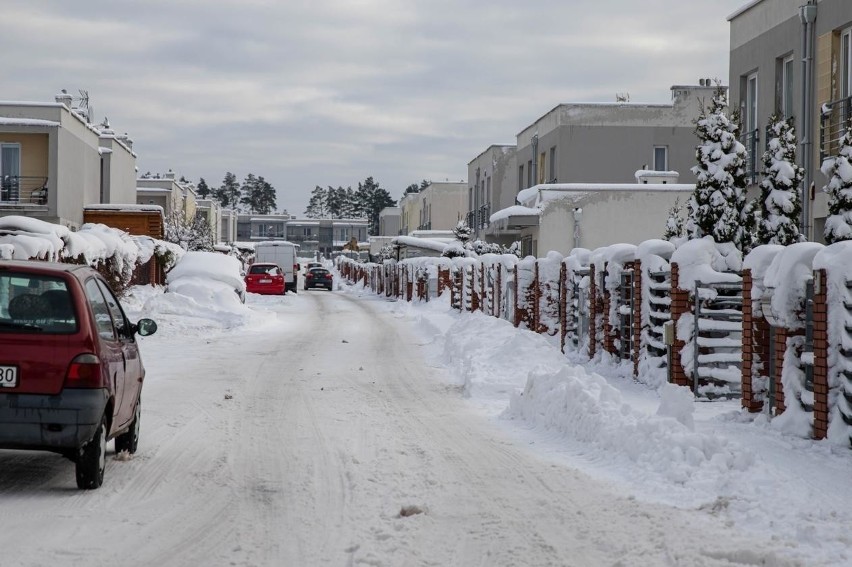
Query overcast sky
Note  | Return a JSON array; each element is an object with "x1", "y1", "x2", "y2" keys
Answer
[{"x1": 4, "y1": 0, "x2": 747, "y2": 215}]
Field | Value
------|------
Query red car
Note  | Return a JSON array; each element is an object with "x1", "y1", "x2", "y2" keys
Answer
[
  {"x1": 0, "y1": 260, "x2": 157, "y2": 489},
  {"x1": 245, "y1": 263, "x2": 286, "y2": 295}
]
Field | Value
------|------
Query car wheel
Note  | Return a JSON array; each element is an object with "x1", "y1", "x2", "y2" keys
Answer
[
  {"x1": 115, "y1": 397, "x2": 141, "y2": 454},
  {"x1": 76, "y1": 415, "x2": 107, "y2": 489}
]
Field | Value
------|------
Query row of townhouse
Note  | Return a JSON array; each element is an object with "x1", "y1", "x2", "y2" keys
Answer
[
  {"x1": 380, "y1": 0, "x2": 852, "y2": 257},
  {"x1": 0, "y1": 90, "x2": 366, "y2": 257}
]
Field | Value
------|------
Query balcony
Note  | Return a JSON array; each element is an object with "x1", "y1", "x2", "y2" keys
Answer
[
  {"x1": 0, "y1": 176, "x2": 48, "y2": 206},
  {"x1": 466, "y1": 204, "x2": 492, "y2": 232},
  {"x1": 820, "y1": 96, "x2": 852, "y2": 163}
]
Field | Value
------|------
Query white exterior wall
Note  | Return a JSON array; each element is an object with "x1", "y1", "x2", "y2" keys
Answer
[
  {"x1": 400, "y1": 191, "x2": 424, "y2": 235},
  {"x1": 99, "y1": 138, "x2": 137, "y2": 205},
  {"x1": 420, "y1": 182, "x2": 466, "y2": 231},
  {"x1": 55, "y1": 109, "x2": 101, "y2": 227},
  {"x1": 532, "y1": 188, "x2": 693, "y2": 255}
]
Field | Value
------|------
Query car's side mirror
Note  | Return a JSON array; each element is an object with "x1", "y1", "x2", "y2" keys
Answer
[{"x1": 134, "y1": 318, "x2": 158, "y2": 337}]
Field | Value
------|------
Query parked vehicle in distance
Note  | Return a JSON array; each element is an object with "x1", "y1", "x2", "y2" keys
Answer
[
  {"x1": 254, "y1": 241, "x2": 300, "y2": 293},
  {"x1": 245, "y1": 263, "x2": 285, "y2": 295},
  {"x1": 166, "y1": 251, "x2": 247, "y2": 304},
  {"x1": 304, "y1": 267, "x2": 334, "y2": 291},
  {"x1": 0, "y1": 260, "x2": 158, "y2": 489},
  {"x1": 305, "y1": 262, "x2": 323, "y2": 271}
]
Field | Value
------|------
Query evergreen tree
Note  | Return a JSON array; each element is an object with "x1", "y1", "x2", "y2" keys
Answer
[
  {"x1": 823, "y1": 118, "x2": 852, "y2": 243},
  {"x1": 404, "y1": 183, "x2": 419, "y2": 195},
  {"x1": 339, "y1": 186, "x2": 356, "y2": 218},
  {"x1": 686, "y1": 90, "x2": 749, "y2": 249},
  {"x1": 757, "y1": 115, "x2": 805, "y2": 246},
  {"x1": 239, "y1": 174, "x2": 259, "y2": 212},
  {"x1": 353, "y1": 177, "x2": 395, "y2": 235},
  {"x1": 214, "y1": 172, "x2": 241, "y2": 210},
  {"x1": 304, "y1": 185, "x2": 328, "y2": 218},
  {"x1": 196, "y1": 178, "x2": 211, "y2": 199},
  {"x1": 256, "y1": 176, "x2": 277, "y2": 214},
  {"x1": 452, "y1": 220, "x2": 472, "y2": 244},
  {"x1": 663, "y1": 198, "x2": 684, "y2": 241}
]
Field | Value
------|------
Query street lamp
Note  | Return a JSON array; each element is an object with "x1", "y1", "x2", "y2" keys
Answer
[{"x1": 573, "y1": 207, "x2": 583, "y2": 249}]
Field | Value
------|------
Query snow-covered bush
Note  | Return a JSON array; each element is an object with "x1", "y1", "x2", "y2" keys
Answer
[
  {"x1": 822, "y1": 118, "x2": 852, "y2": 244},
  {"x1": 758, "y1": 115, "x2": 805, "y2": 246}
]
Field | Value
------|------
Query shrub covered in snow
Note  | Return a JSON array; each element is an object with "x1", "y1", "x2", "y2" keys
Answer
[
  {"x1": 822, "y1": 118, "x2": 852, "y2": 244},
  {"x1": 758, "y1": 115, "x2": 804, "y2": 246}
]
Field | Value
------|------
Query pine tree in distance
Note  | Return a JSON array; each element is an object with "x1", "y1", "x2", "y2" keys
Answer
[
  {"x1": 452, "y1": 220, "x2": 472, "y2": 244},
  {"x1": 758, "y1": 115, "x2": 804, "y2": 246},
  {"x1": 823, "y1": 117, "x2": 852, "y2": 243},
  {"x1": 686, "y1": 89, "x2": 750, "y2": 249}
]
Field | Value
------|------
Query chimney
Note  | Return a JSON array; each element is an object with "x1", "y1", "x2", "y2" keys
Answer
[{"x1": 55, "y1": 89, "x2": 73, "y2": 108}]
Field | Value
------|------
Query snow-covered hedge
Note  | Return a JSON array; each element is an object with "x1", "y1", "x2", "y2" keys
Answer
[{"x1": 0, "y1": 215, "x2": 183, "y2": 294}]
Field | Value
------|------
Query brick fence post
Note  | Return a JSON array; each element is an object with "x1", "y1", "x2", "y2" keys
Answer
[
  {"x1": 741, "y1": 270, "x2": 761, "y2": 412},
  {"x1": 589, "y1": 264, "x2": 597, "y2": 358},
  {"x1": 633, "y1": 260, "x2": 642, "y2": 377},
  {"x1": 774, "y1": 328, "x2": 788, "y2": 415},
  {"x1": 813, "y1": 268, "x2": 829, "y2": 439},
  {"x1": 670, "y1": 263, "x2": 689, "y2": 388},
  {"x1": 560, "y1": 262, "x2": 568, "y2": 353}
]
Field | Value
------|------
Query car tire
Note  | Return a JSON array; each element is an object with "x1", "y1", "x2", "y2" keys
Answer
[
  {"x1": 76, "y1": 415, "x2": 107, "y2": 489},
  {"x1": 114, "y1": 397, "x2": 141, "y2": 454}
]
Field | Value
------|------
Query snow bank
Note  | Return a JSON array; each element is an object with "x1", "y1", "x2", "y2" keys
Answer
[
  {"x1": 671, "y1": 237, "x2": 741, "y2": 291},
  {"x1": 763, "y1": 242, "x2": 823, "y2": 330}
]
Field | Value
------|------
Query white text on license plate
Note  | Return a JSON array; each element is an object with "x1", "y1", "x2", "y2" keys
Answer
[
  {"x1": 0, "y1": 366, "x2": 17, "y2": 388},
  {"x1": 260, "y1": 279, "x2": 272, "y2": 283}
]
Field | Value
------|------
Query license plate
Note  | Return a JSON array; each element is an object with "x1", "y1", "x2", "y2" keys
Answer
[
  {"x1": 259, "y1": 279, "x2": 272, "y2": 283},
  {"x1": 0, "y1": 365, "x2": 17, "y2": 388}
]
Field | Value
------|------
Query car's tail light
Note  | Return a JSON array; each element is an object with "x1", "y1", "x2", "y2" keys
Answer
[
  {"x1": 64, "y1": 354, "x2": 103, "y2": 388},
  {"x1": 326, "y1": 274, "x2": 333, "y2": 279}
]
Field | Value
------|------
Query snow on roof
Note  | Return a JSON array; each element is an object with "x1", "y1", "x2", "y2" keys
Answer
[
  {"x1": 0, "y1": 117, "x2": 60, "y2": 127},
  {"x1": 84, "y1": 203, "x2": 164, "y2": 213},
  {"x1": 136, "y1": 187, "x2": 171, "y2": 193},
  {"x1": 393, "y1": 235, "x2": 456, "y2": 254},
  {"x1": 516, "y1": 183, "x2": 694, "y2": 207},
  {"x1": 490, "y1": 205, "x2": 540, "y2": 223}
]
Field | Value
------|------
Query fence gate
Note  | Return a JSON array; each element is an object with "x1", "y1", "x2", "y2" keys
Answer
[
  {"x1": 692, "y1": 280, "x2": 743, "y2": 398},
  {"x1": 616, "y1": 270, "x2": 635, "y2": 361},
  {"x1": 565, "y1": 268, "x2": 589, "y2": 347},
  {"x1": 646, "y1": 269, "x2": 672, "y2": 363}
]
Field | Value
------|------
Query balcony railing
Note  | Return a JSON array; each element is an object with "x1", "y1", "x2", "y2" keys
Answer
[
  {"x1": 820, "y1": 96, "x2": 852, "y2": 163},
  {"x1": 466, "y1": 204, "x2": 492, "y2": 232},
  {"x1": 740, "y1": 128, "x2": 760, "y2": 185},
  {"x1": 0, "y1": 176, "x2": 48, "y2": 205}
]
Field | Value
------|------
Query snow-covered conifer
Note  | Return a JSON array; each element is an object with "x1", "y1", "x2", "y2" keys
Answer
[
  {"x1": 686, "y1": 90, "x2": 750, "y2": 250},
  {"x1": 452, "y1": 220, "x2": 472, "y2": 244},
  {"x1": 757, "y1": 115, "x2": 804, "y2": 246},
  {"x1": 663, "y1": 198, "x2": 684, "y2": 241},
  {"x1": 823, "y1": 118, "x2": 852, "y2": 243}
]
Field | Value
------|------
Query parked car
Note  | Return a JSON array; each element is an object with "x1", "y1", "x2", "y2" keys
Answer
[
  {"x1": 305, "y1": 262, "x2": 323, "y2": 271},
  {"x1": 245, "y1": 262, "x2": 285, "y2": 295},
  {"x1": 0, "y1": 260, "x2": 157, "y2": 489},
  {"x1": 254, "y1": 241, "x2": 300, "y2": 293},
  {"x1": 304, "y1": 267, "x2": 334, "y2": 291},
  {"x1": 166, "y1": 251, "x2": 247, "y2": 304}
]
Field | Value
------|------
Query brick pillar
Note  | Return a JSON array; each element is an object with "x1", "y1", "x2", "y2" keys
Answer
[
  {"x1": 813, "y1": 269, "x2": 829, "y2": 439},
  {"x1": 560, "y1": 262, "x2": 568, "y2": 353},
  {"x1": 495, "y1": 266, "x2": 502, "y2": 319},
  {"x1": 774, "y1": 328, "x2": 788, "y2": 415},
  {"x1": 532, "y1": 262, "x2": 541, "y2": 333},
  {"x1": 670, "y1": 263, "x2": 689, "y2": 388},
  {"x1": 633, "y1": 260, "x2": 642, "y2": 377},
  {"x1": 602, "y1": 263, "x2": 615, "y2": 354},
  {"x1": 741, "y1": 270, "x2": 762, "y2": 412},
  {"x1": 437, "y1": 267, "x2": 449, "y2": 296},
  {"x1": 589, "y1": 264, "x2": 597, "y2": 358},
  {"x1": 470, "y1": 267, "x2": 479, "y2": 312}
]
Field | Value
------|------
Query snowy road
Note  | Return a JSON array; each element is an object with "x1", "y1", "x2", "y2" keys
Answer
[{"x1": 0, "y1": 289, "x2": 794, "y2": 566}]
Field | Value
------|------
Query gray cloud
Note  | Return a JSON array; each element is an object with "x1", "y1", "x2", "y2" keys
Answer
[{"x1": 3, "y1": 0, "x2": 745, "y2": 215}]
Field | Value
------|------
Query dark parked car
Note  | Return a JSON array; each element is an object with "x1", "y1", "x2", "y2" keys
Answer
[
  {"x1": 245, "y1": 262, "x2": 285, "y2": 295},
  {"x1": 0, "y1": 261, "x2": 157, "y2": 489},
  {"x1": 304, "y1": 267, "x2": 333, "y2": 290}
]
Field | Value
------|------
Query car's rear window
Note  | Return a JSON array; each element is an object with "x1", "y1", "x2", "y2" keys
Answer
[
  {"x1": 249, "y1": 265, "x2": 281, "y2": 275},
  {"x1": 0, "y1": 272, "x2": 77, "y2": 334},
  {"x1": 309, "y1": 269, "x2": 330, "y2": 276}
]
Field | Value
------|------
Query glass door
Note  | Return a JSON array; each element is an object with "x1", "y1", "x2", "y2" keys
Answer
[{"x1": 1, "y1": 144, "x2": 20, "y2": 202}]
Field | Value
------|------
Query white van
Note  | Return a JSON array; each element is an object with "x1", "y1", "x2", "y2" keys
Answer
[{"x1": 253, "y1": 241, "x2": 300, "y2": 293}]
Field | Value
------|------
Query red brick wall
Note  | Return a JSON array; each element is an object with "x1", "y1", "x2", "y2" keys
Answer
[
  {"x1": 670, "y1": 263, "x2": 689, "y2": 388},
  {"x1": 813, "y1": 269, "x2": 829, "y2": 439}
]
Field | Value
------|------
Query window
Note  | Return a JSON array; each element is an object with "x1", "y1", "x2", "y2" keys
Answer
[
  {"x1": 0, "y1": 143, "x2": 20, "y2": 202},
  {"x1": 538, "y1": 152, "x2": 546, "y2": 184},
  {"x1": 527, "y1": 160, "x2": 533, "y2": 187},
  {"x1": 843, "y1": 27, "x2": 852, "y2": 99},
  {"x1": 781, "y1": 55, "x2": 794, "y2": 119},
  {"x1": 743, "y1": 72, "x2": 759, "y2": 182},
  {"x1": 84, "y1": 279, "x2": 115, "y2": 340},
  {"x1": 518, "y1": 164, "x2": 524, "y2": 190},
  {"x1": 745, "y1": 73, "x2": 758, "y2": 133},
  {"x1": 97, "y1": 280, "x2": 128, "y2": 338},
  {"x1": 653, "y1": 146, "x2": 668, "y2": 171},
  {"x1": 549, "y1": 147, "x2": 556, "y2": 182}
]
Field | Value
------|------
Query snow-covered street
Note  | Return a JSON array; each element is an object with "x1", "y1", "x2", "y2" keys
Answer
[{"x1": 0, "y1": 284, "x2": 842, "y2": 566}]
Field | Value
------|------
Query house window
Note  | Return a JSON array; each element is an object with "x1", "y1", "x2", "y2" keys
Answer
[
  {"x1": 781, "y1": 55, "x2": 794, "y2": 119},
  {"x1": 842, "y1": 27, "x2": 852, "y2": 99},
  {"x1": 0, "y1": 143, "x2": 21, "y2": 202},
  {"x1": 527, "y1": 160, "x2": 533, "y2": 187},
  {"x1": 743, "y1": 72, "x2": 759, "y2": 182},
  {"x1": 518, "y1": 164, "x2": 524, "y2": 190},
  {"x1": 538, "y1": 152, "x2": 546, "y2": 184},
  {"x1": 549, "y1": 147, "x2": 556, "y2": 182},
  {"x1": 653, "y1": 146, "x2": 668, "y2": 171}
]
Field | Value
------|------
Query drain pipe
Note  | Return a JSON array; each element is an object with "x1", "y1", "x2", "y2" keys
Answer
[{"x1": 800, "y1": 0, "x2": 817, "y2": 240}]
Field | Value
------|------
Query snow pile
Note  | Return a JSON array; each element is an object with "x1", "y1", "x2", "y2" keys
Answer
[
  {"x1": 636, "y1": 240, "x2": 676, "y2": 388},
  {"x1": 742, "y1": 244, "x2": 784, "y2": 317},
  {"x1": 670, "y1": 236, "x2": 741, "y2": 292},
  {"x1": 504, "y1": 364, "x2": 751, "y2": 487},
  {"x1": 762, "y1": 242, "x2": 823, "y2": 330}
]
